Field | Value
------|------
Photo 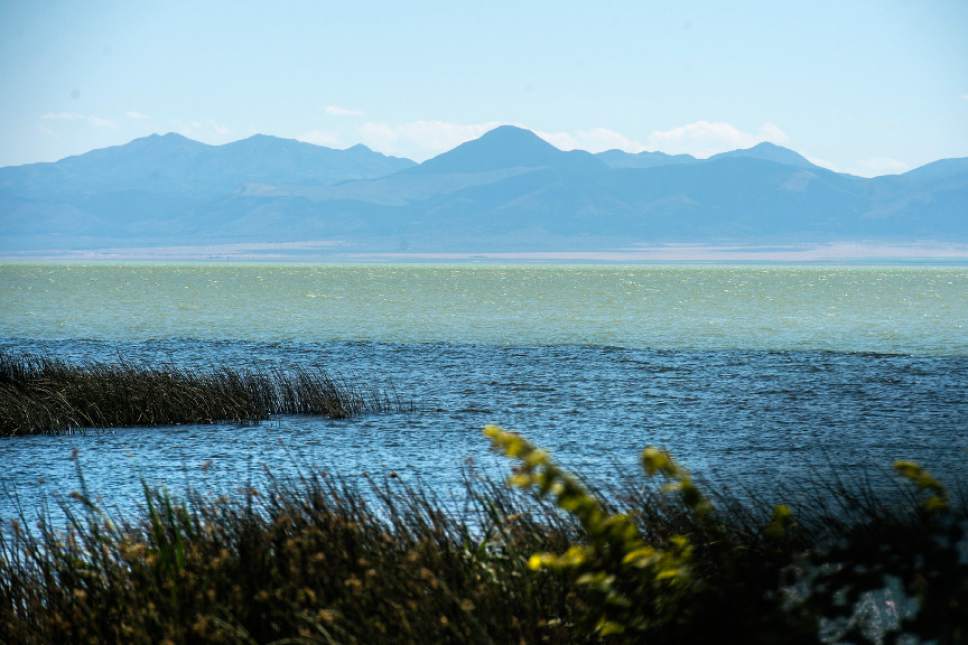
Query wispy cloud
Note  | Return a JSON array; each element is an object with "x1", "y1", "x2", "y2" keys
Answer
[
  {"x1": 802, "y1": 154, "x2": 838, "y2": 171},
  {"x1": 125, "y1": 111, "x2": 150, "y2": 120},
  {"x1": 810, "y1": 155, "x2": 912, "y2": 177},
  {"x1": 851, "y1": 157, "x2": 911, "y2": 177},
  {"x1": 961, "y1": 93, "x2": 968, "y2": 102},
  {"x1": 41, "y1": 112, "x2": 118, "y2": 128},
  {"x1": 325, "y1": 104, "x2": 364, "y2": 117},
  {"x1": 169, "y1": 119, "x2": 237, "y2": 143},
  {"x1": 536, "y1": 121, "x2": 791, "y2": 158},
  {"x1": 358, "y1": 120, "x2": 505, "y2": 159},
  {"x1": 534, "y1": 127, "x2": 647, "y2": 153},
  {"x1": 296, "y1": 129, "x2": 345, "y2": 148},
  {"x1": 645, "y1": 121, "x2": 789, "y2": 157}
]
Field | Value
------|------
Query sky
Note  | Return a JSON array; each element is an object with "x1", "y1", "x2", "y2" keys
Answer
[{"x1": 1, "y1": 0, "x2": 966, "y2": 176}]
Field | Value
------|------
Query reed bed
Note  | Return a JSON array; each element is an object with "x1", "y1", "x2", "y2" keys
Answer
[
  {"x1": 0, "y1": 352, "x2": 405, "y2": 436},
  {"x1": 0, "y1": 430, "x2": 964, "y2": 644}
]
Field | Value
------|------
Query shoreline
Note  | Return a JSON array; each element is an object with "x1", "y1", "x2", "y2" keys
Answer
[{"x1": 4, "y1": 241, "x2": 968, "y2": 265}]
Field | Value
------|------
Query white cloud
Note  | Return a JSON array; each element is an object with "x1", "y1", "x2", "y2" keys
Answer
[
  {"x1": 757, "y1": 122, "x2": 789, "y2": 144},
  {"x1": 805, "y1": 155, "x2": 911, "y2": 178},
  {"x1": 41, "y1": 112, "x2": 117, "y2": 128},
  {"x1": 534, "y1": 127, "x2": 647, "y2": 153},
  {"x1": 358, "y1": 120, "x2": 505, "y2": 159},
  {"x1": 961, "y1": 93, "x2": 968, "y2": 101},
  {"x1": 325, "y1": 104, "x2": 364, "y2": 117},
  {"x1": 168, "y1": 119, "x2": 239, "y2": 144},
  {"x1": 296, "y1": 129, "x2": 345, "y2": 148},
  {"x1": 537, "y1": 122, "x2": 792, "y2": 158},
  {"x1": 850, "y1": 157, "x2": 911, "y2": 177},
  {"x1": 125, "y1": 111, "x2": 150, "y2": 120},
  {"x1": 645, "y1": 120, "x2": 789, "y2": 158},
  {"x1": 802, "y1": 154, "x2": 839, "y2": 172}
]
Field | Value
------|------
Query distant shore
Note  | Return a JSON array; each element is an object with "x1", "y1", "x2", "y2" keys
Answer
[{"x1": 4, "y1": 241, "x2": 968, "y2": 264}]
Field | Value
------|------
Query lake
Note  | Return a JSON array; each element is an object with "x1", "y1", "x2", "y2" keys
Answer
[{"x1": 1, "y1": 263, "x2": 967, "y2": 518}]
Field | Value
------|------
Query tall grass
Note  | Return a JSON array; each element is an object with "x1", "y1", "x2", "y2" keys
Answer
[
  {"x1": 0, "y1": 352, "x2": 408, "y2": 436},
  {"x1": 1, "y1": 428, "x2": 965, "y2": 643}
]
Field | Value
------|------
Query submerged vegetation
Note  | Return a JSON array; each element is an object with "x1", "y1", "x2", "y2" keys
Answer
[
  {"x1": 0, "y1": 352, "x2": 405, "y2": 436},
  {"x1": 1, "y1": 427, "x2": 965, "y2": 643}
]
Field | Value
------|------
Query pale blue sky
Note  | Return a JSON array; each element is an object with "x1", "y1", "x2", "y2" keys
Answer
[{"x1": 1, "y1": 0, "x2": 966, "y2": 175}]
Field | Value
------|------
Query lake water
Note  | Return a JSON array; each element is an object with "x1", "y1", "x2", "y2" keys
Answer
[{"x1": 1, "y1": 263, "x2": 967, "y2": 518}]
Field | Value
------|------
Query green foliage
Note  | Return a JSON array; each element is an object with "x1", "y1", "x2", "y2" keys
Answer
[
  {"x1": 485, "y1": 424, "x2": 698, "y2": 637},
  {"x1": 485, "y1": 426, "x2": 967, "y2": 643},
  {"x1": 893, "y1": 459, "x2": 948, "y2": 513}
]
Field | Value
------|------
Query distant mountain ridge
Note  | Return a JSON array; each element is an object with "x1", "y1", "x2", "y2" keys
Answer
[
  {"x1": 709, "y1": 142, "x2": 816, "y2": 169},
  {"x1": 596, "y1": 149, "x2": 697, "y2": 169},
  {"x1": 1, "y1": 125, "x2": 965, "y2": 252},
  {"x1": 0, "y1": 133, "x2": 415, "y2": 198}
]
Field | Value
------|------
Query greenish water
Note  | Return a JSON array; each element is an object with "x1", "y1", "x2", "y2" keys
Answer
[{"x1": 2, "y1": 263, "x2": 967, "y2": 354}]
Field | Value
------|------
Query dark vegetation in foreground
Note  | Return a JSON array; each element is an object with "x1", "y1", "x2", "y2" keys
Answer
[
  {"x1": 0, "y1": 352, "x2": 405, "y2": 436},
  {"x1": 1, "y1": 427, "x2": 965, "y2": 644}
]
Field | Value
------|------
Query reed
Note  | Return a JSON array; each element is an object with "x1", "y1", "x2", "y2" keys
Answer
[
  {"x1": 0, "y1": 429, "x2": 964, "y2": 643},
  {"x1": 0, "y1": 352, "x2": 406, "y2": 436}
]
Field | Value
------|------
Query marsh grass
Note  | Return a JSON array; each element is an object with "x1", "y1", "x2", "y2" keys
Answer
[
  {"x1": 1, "y1": 431, "x2": 965, "y2": 644},
  {"x1": 0, "y1": 352, "x2": 407, "y2": 436},
  {"x1": 0, "y1": 467, "x2": 577, "y2": 644}
]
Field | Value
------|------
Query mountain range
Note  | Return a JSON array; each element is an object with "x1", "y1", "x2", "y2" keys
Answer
[{"x1": 1, "y1": 125, "x2": 966, "y2": 253}]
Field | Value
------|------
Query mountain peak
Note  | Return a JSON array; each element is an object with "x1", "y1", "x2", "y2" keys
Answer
[
  {"x1": 477, "y1": 125, "x2": 548, "y2": 144},
  {"x1": 130, "y1": 131, "x2": 196, "y2": 145},
  {"x1": 457, "y1": 125, "x2": 559, "y2": 155},
  {"x1": 92, "y1": 131, "x2": 207, "y2": 157},
  {"x1": 748, "y1": 141, "x2": 784, "y2": 150},
  {"x1": 229, "y1": 133, "x2": 293, "y2": 147},
  {"x1": 240, "y1": 133, "x2": 276, "y2": 141},
  {"x1": 710, "y1": 141, "x2": 815, "y2": 169},
  {"x1": 414, "y1": 125, "x2": 602, "y2": 174}
]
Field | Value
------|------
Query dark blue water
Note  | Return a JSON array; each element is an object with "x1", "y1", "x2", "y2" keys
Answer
[{"x1": 2, "y1": 337, "x2": 966, "y2": 520}]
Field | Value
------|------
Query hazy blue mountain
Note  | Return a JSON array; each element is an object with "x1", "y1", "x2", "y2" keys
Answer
[
  {"x1": 410, "y1": 125, "x2": 605, "y2": 174},
  {"x1": 304, "y1": 126, "x2": 608, "y2": 207},
  {"x1": 1, "y1": 126, "x2": 965, "y2": 252},
  {"x1": 0, "y1": 133, "x2": 415, "y2": 198},
  {"x1": 884, "y1": 158, "x2": 968, "y2": 188},
  {"x1": 596, "y1": 149, "x2": 697, "y2": 169},
  {"x1": 708, "y1": 142, "x2": 817, "y2": 169}
]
